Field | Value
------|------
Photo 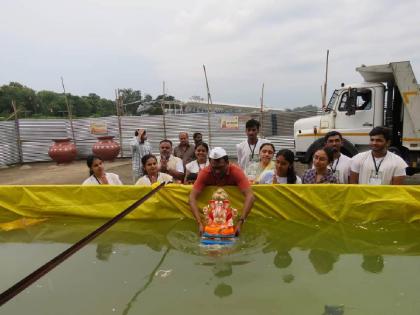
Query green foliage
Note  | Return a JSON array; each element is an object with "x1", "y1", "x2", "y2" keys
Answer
[
  {"x1": 0, "y1": 82, "x2": 179, "y2": 118},
  {"x1": 119, "y1": 88, "x2": 142, "y2": 115}
]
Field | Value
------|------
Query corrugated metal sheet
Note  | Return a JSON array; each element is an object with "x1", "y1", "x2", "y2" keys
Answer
[
  {"x1": 0, "y1": 121, "x2": 20, "y2": 166},
  {"x1": 0, "y1": 111, "x2": 314, "y2": 165},
  {"x1": 19, "y1": 119, "x2": 67, "y2": 163}
]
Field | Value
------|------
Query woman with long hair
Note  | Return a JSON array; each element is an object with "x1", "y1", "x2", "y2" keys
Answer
[
  {"x1": 82, "y1": 155, "x2": 123, "y2": 185},
  {"x1": 259, "y1": 149, "x2": 301, "y2": 184},
  {"x1": 184, "y1": 142, "x2": 209, "y2": 184},
  {"x1": 302, "y1": 147, "x2": 337, "y2": 184},
  {"x1": 135, "y1": 154, "x2": 173, "y2": 185}
]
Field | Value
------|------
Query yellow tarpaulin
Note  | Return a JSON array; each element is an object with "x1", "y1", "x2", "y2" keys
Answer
[{"x1": 0, "y1": 184, "x2": 420, "y2": 222}]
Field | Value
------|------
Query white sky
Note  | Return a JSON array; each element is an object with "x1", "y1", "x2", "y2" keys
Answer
[{"x1": 1, "y1": 0, "x2": 419, "y2": 109}]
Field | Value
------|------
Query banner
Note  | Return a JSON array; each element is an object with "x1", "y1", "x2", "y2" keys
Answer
[
  {"x1": 220, "y1": 116, "x2": 239, "y2": 129},
  {"x1": 90, "y1": 121, "x2": 107, "y2": 135}
]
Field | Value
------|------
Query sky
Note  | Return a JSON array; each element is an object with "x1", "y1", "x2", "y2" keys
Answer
[{"x1": 1, "y1": 0, "x2": 420, "y2": 109}]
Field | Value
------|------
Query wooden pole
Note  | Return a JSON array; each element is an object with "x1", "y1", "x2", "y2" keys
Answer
[
  {"x1": 161, "y1": 81, "x2": 167, "y2": 139},
  {"x1": 260, "y1": 83, "x2": 265, "y2": 138},
  {"x1": 115, "y1": 89, "x2": 124, "y2": 158},
  {"x1": 322, "y1": 49, "x2": 329, "y2": 109},
  {"x1": 203, "y1": 65, "x2": 213, "y2": 147},
  {"x1": 61, "y1": 77, "x2": 77, "y2": 147},
  {"x1": 11, "y1": 100, "x2": 23, "y2": 164}
]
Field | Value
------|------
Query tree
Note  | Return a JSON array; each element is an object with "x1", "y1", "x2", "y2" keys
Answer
[
  {"x1": 119, "y1": 88, "x2": 142, "y2": 115},
  {"x1": 0, "y1": 82, "x2": 37, "y2": 118}
]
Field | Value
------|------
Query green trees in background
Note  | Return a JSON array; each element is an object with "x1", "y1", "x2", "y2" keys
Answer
[{"x1": 0, "y1": 82, "x2": 175, "y2": 119}]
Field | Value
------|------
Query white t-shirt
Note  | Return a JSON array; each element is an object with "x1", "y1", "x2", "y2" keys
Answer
[
  {"x1": 157, "y1": 155, "x2": 184, "y2": 173},
  {"x1": 185, "y1": 160, "x2": 209, "y2": 173},
  {"x1": 330, "y1": 153, "x2": 352, "y2": 184},
  {"x1": 312, "y1": 153, "x2": 352, "y2": 184},
  {"x1": 350, "y1": 150, "x2": 407, "y2": 185},
  {"x1": 236, "y1": 138, "x2": 270, "y2": 170},
  {"x1": 135, "y1": 172, "x2": 173, "y2": 185},
  {"x1": 82, "y1": 173, "x2": 123, "y2": 185},
  {"x1": 259, "y1": 170, "x2": 302, "y2": 184}
]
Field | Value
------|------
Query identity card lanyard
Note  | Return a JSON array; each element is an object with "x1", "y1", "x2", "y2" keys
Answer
[
  {"x1": 196, "y1": 160, "x2": 205, "y2": 171},
  {"x1": 93, "y1": 175, "x2": 102, "y2": 184},
  {"x1": 248, "y1": 139, "x2": 259, "y2": 161},
  {"x1": 330, "y1": 156, "x2": 340, "y2": 174},
  {"x1": 371, "y1": 152, "x2": 386, "y2": 176}
]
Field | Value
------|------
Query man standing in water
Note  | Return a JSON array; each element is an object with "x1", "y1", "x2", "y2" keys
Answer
[
  {"x1": 236, "y1": 119, "x2": 269, "y2": 170},
  {"x1": 189, "y1": 147, "x2": 255, "y2": 236},
  {"x1": 350, "y1": 127, "x2": 407, "y2": 185}
]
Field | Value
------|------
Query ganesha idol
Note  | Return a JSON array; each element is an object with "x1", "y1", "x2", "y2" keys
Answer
[{"x1": 202, "y1": 188, "x2": 238, "y2": 236}]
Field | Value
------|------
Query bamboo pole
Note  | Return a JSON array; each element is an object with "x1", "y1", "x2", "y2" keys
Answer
[
  {"x1": 203, "y1": 65, "x2": 213, "y2": 147},
  {"x1": 115, "y1": 89, "x2": 124, "y2": 158},
  {"x1": 161, "y1": 81, "x2": 167, "y2": 139},
  {"x1": 11, "y1": 100, "x2": 23, "y2": 164},
  {"x1": 322, "y1": 49, "x2": 329, "y2": 109},
  {"x1": 61, "y1": 77, "x2": 77, "y2": 147},
  {"x1": 260, "y1": 82, "x2": 265, "y2": 138}
]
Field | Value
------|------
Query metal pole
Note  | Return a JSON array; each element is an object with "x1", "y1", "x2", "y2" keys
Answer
[
  {"x1": 61, "y1": 77, "x2": 77, "y2": 147},
  {"x1": 203, "y1": 65, "x2": 213, "y2": 147}
]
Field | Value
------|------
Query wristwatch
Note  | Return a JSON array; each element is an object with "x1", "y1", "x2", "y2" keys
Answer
[{"x1": 238, "y1": 217, "x2": 246, "y2": 224}]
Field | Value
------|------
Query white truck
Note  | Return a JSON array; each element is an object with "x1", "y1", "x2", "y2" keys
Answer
[{"x1": 294, "y1": 61, "x2": 420, "y2": 174}]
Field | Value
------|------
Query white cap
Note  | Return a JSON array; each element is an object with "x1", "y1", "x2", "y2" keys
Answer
[{"x1": 209, "y1": 147, "x2": 227, "y2": 159}]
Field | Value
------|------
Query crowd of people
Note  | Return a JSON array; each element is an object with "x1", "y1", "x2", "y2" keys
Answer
[{"x1": 82, "y1": 119, "x2": 408, "y2": 233}]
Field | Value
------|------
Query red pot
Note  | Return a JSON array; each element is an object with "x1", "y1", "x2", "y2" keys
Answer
[
  {"x1": 92, "y1": 136, "x2": 120, "y2": 161},
  {"x1": 48, "y1": 138, "x2": 78, "y2": 164}
]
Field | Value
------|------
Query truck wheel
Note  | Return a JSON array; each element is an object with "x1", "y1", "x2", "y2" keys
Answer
[
  {"x1": 304, "y1": 138, "x2": 325, "y2": 164},
  {"x1": 341, "y1": 139, "x2": 358, "y2": 157}
]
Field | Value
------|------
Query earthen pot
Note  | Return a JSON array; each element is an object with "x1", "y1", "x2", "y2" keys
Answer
[
  {"x1": 92, "y1": 136, "x2": 120, "y2": 161},
  {"x1": 48, "y1": 138, "x2": 77, "y2": 164}
]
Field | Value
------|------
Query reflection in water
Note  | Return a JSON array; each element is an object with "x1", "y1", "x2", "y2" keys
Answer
[
  {"x1": 274, "y1": 251, "x2": 292, "y2": 269},
  {"x1": 308, "y1": 249, "x2": 340, "y2": 275},
  {"x1": 214, "y1": 283, "x2": 233, "y2": 298},
  {"x1": 122, "y1": 247, "x2": 171, "y2": 315},
  {"x1": 96, "y1": 243, "x2": 113, "y2": 261},
  {"x1": 362, "y1": 255, "x2": 384, "y2": 274},
  {"x1": 2, "y1": 216, "x2": 420, "y2": 314},
  {"x1": 213, "y1": 262, "x2": 233, "y2": 278},
  {"x1": 323, "y1": 304, "x2": 344, "y2": 315}
]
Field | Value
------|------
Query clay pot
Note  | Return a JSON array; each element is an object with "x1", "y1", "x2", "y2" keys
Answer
[
  {"x1": 48, "y1": 138, "x2": 78, "y2": 164},
  {"x1": 92, "y1": 136, "x2": 120, "y2": 161}
]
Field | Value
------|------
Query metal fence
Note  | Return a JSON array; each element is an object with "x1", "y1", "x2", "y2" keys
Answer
[{"x1": 0, "y1": 110, "x2": 318, "y2": 166}]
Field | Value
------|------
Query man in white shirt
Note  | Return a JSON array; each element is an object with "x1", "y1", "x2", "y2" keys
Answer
[
  {"x1": 350, "y1": 127, "x2": 407, "y2": 185},
  {"x1": 323, "y1": 131, "x2": 352, "y2": 184},
  {"x1": 157, "y1": 139, "x2": 184, "y2": 182},
  {"x1": 236, "y1": 119, "x2": 269, "y2": 170}
]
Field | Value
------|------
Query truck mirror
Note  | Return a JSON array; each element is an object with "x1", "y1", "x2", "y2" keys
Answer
[{"x1": 345, "y1": 88, "x2": 357, "y2": 116}]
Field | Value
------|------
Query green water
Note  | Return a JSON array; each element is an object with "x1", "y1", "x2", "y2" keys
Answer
[{"x1": 1, "y1": 217, "x2": 420, "y2": 315}]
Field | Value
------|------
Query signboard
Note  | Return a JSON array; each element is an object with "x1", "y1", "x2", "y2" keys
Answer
[
  {"x1": 90, "y1": 121, "x2": 108, "y2": 135},
  {"x1": 220, "y1": 116, "x2": 239, "y2": 129}
]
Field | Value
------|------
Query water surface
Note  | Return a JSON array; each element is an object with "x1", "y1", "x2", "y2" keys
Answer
[{"x1": 1, "y1": 216, "x2": 420, "y2": 315}]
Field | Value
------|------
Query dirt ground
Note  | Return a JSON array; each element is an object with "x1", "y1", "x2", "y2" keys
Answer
[
  {"x1": 0, "y1": 159, "x2": 134, "y2": 185},
  {"x1": 0, "y1": 158, "x2": 419, "y2": 185}
]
